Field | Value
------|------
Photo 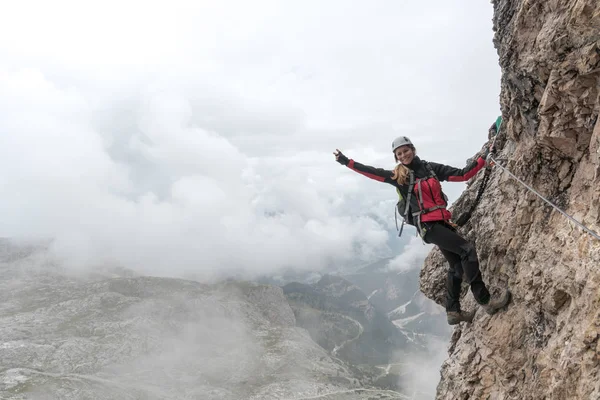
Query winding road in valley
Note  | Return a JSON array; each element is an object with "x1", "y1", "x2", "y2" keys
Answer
[{"x1": 331, "y1": 314, "x2": 364, "y2": 357}]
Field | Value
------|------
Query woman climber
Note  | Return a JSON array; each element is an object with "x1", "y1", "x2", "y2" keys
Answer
[{"x1": 333, "y1": 136, "x2": 511, "y2": 325}]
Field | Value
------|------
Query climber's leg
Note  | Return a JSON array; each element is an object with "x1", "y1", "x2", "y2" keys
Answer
[
  {"x1": 439, "y1": 248, "x2": 463, "y2": 312},
  {"x1": 423, "y1": 222, "x2": 491, "y2": 305}
]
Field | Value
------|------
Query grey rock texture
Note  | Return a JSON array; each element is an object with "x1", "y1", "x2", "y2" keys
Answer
[
  {"x1": 0, "y1": 243, "x2": 408, "y2": 400},
  {"x1": 419, "y1": 1, "x2": 600, "y2": 399}
]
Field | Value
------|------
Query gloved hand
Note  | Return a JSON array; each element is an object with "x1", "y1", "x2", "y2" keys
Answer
[
  {"x1": 482, "y1": 143, "x2": 496, "y2": 158},
  {"x1": 482, "y1": 143, "x2": 496, "y2": 166},
  {"x1": 333, "y1": 149, "x2": 349, "y2": 166}
]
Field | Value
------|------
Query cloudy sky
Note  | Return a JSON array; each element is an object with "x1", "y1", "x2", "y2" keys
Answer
[{"x1": 0, "y1": 0, "x2": 501, "y2": 280}]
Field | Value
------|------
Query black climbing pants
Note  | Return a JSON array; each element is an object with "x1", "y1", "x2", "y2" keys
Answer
[{"x1": 423, "y1": 222, "x2": 491, "y2": 312}]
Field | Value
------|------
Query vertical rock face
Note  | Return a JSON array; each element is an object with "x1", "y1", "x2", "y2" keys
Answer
[{"x1": 420, "y1": 1, "x2": 600, "y2": 399}]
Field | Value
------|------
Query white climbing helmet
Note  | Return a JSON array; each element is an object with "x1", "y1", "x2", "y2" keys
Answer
[{"x1": 392, "y1": 136, "x2": 413, "y2": 152}]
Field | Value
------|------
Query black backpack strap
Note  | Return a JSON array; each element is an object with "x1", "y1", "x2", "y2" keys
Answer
[
  {"x1": 423, "y1": 161, "x2": 437, "y2": 179},
  {"x1": 396, "y1": 171, "x2": 415, "y2": 237},
  {"x1": 403, "y1": 171, "x2": 415, "y2": 218}
]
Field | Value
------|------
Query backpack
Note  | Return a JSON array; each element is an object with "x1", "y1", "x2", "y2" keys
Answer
[{"x1": 394, "y1": 161, "x2": 447, "y2": 237}]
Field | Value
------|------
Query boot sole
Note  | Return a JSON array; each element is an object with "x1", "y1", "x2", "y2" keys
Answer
[
  {"x1": 447, "y1": 313, "x2": 475, "y2": 325},
  {"x1": 448, "y1": 319, "x2": 473, "y2": 325}
]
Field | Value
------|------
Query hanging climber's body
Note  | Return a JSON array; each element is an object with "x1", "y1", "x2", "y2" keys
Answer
[{"x1": 333, "y1": 136, "x2": 511, "y2": 325}]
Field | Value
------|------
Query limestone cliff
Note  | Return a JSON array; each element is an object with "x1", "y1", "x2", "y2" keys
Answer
[{"x1": 420, "y1": 1, "x2": 600, "y2": 399}]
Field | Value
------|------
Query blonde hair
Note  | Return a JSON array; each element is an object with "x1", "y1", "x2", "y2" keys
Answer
[
  {"x1": 392, "y1": 163, "x2": 410, "y2": 185},
  {"x1": 391, "y1": 145, "x2": 416, "y2": 185}
]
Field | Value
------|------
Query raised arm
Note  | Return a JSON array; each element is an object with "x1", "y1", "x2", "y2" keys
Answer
[
  {"x1": 334, "y1": 149, "x2": 396, "y2": 185},
  {"x1": 429, "y1": 156, "x2": 486, "y2": 182}
]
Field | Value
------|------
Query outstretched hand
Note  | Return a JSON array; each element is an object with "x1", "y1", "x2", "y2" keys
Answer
[
  {"x1": 482, "y1": 142, "x2": 496, "y2": 158},
  {"x1": 333, "y1": 149, "x2": 349, "y2": 166},
  {"x1": 483, "y1": 143, "x2": 496, "y2": 166}
]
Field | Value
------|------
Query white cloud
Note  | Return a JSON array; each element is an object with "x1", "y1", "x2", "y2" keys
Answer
[
  {"x1": 397, "y1": 335, "x2": 450, "y2": 398},
  {"x1": 0, "y1": 0, "x2": 500, "y2": 280},
  {"x1": 386, "y1": 236, "x2": 434, "y2": 273}
]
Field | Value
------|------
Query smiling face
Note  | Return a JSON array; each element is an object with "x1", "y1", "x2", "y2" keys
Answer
[{"x1": 394, "y1": 145, "x2": 414, "y2": 165}]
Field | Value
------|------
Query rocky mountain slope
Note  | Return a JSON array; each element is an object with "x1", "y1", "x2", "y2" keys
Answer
[
  {"x1": 283, "y1": 272, "x2": 450, "y2": 398},
  {"x1": 420, "y1": 1, "x2": 600, "y2": 399},
  {"x1": 343, "y1": 259, "x2": 451, "y2": 341},
  {"x1": 0, "y1": 240, "x2": 409, "y2": 400},
  {"x1": 283, "y1": 274, "x2": 408, "y2": 368}
]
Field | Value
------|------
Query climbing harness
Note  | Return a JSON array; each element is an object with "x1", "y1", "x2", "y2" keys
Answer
[{"x1": 488, "y1": 154, "x2": 600, "y2": 241}]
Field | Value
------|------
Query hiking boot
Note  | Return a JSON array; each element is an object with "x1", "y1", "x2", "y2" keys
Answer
[
  {"x1": 447, "y1": 310, "x2": 475, "y2": 325},
  {"x1": 481, "y1": 289, "x2": 512, "y2": 315}
]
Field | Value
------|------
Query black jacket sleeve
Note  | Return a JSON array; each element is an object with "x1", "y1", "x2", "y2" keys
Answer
[
  {"x1": 345, "y1": 159, "x2": 397, "y2": 185},
  {"x1": 428, "y1": 157, "x2": 486, "y2": 182}
]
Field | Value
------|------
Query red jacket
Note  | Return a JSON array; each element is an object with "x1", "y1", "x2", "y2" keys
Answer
[{"x1": 345, "y1": 156, "x2": 486, "y2": 223}]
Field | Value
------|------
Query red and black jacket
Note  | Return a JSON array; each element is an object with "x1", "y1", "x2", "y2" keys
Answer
[{"x1": 344, "y1": 155, "x2": 486, "y2": 223}]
